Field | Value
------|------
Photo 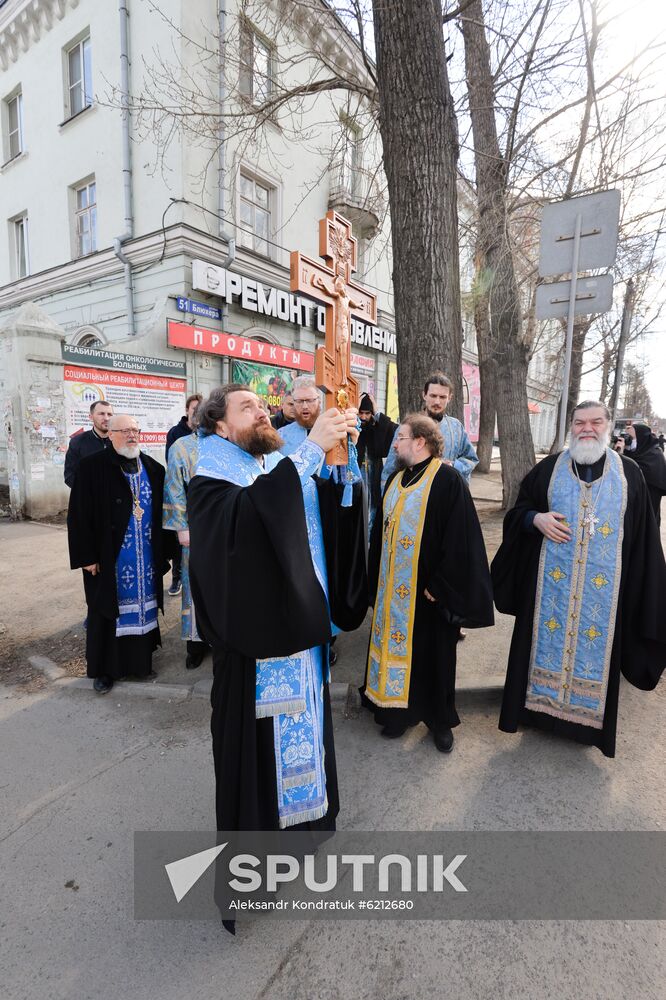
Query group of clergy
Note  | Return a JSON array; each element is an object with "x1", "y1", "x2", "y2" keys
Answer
[{"x1": 67, "y1": 381, "x2": 666, "y2": 883}]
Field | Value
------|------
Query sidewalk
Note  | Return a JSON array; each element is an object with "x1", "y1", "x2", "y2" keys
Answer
[
  {"x1": 2, "y1": 474, "x2": 665, "y2": 1000},
  {"x1": 0, "y1": 467, "x2": 510, "y2": 699}
]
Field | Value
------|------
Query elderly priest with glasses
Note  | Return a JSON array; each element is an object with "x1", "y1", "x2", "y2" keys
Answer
[{"x1": 67, "y1": 414, "x2": 170, "y2": 694}]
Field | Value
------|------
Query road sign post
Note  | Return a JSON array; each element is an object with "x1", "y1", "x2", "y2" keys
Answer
[{"x1": 537, "y1": 190, "x2": 621, "y2": 449}]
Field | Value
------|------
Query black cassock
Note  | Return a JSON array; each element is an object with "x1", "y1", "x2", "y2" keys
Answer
[
  {"x1": 362, "y1": 460, "x2": 494, "y2": 733},
  {"x1": 492, "y1": 453, "x2": 666, "y2": 758},
  {"x1": 187, "y1": 457, "x2": 367, "y2": 834},
  {"x1": 67, "y1": 448, "x2": 169, "y2": 679}
]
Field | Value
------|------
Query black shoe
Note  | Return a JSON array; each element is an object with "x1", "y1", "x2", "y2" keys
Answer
[
  {"x1": 186, "y1": 652, "x2": 205, "y2": 670},
  {"x1": 93, "y1": 676, "x2": 114, "y2": 694},
  {"x1": 457, "y1": 629, "x2": 466, "y2": 643},
  {"x1": 381, "y1": 724, "x2": 407, "y2": 739},
  {"x1": 329, "y1": 649, "x2": 338, "y2": 667},
  {"x1": 434, "y1": 728, "x2": 454, "y2": 753},
  {"x1": 168, "y1": 580, "x2": 182, "y2": 597}
]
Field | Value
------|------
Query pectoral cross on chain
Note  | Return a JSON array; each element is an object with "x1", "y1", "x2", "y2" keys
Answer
[
  {"x1": 583, "y1": 510, "x2": 599, "y2": 536},
  {"x1": 133, "y1": 496, "x2": 144, "y2": 523}
]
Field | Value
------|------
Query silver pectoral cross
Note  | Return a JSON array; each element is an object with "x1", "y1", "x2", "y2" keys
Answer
[{"x1": 583, "y1": 511, "x2": 599, "y2": 536}]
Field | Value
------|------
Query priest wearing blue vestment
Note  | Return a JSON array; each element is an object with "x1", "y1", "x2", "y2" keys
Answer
[
  {"x1": 277, "y1": 374, "x2": 322, "y2": 456},
  {"x1": 492, "y1": 401, "x2": 666, "y2": 758},
  {"x1": 187, "y1": 385, "x2": 367, "y2": 846},
  {"x1": 163, "y1": 427, "x2": 209, "y2": 670},
  {"x1": 382, "y1": 372, "x2": 479, "y2": 489},
  {"x1": 67, "y1": 414, "x2": 169, "y2": 694}
]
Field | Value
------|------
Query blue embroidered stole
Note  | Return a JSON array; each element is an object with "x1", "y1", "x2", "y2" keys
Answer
[
  {"x1": 365, "y1": 459, "x2": 441, "y2": 708},
  {"x1": 526, "y1": 448, "x2": 626, "y2": 729},
  {"x1": 195, "y1": 433, "x2": 330, "y2": 828},
  {"x1": 440, "y1": 416, "x2": 462, "y2": 464},
  {"x1": 116, "y1": 462, "x2": 158, "y2": 637}
]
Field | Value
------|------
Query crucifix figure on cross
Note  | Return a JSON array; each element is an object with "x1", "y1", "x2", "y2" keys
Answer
[{"x1": 290, "y1": 210, "x2": 377, "y2": 464}]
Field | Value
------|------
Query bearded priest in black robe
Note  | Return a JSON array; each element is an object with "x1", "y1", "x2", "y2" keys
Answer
[
  {"x1": 188, "y1": 385, "x2": 367, "y2": 841},
  {"x1": 362, "y1": 413, "x2": 494, "y2": 753},
  {"x1": 492, "y1": 400, "x2": 666, "y2": 758}
]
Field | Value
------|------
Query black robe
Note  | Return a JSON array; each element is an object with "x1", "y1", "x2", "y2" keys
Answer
[
  {"x1": 357, "y1": 413, "x2": 398, "y2": 515},
  {"x1": 187, "y1": 456, "x2": 367, "y2": 835},
  {"x1": 67, "y1": 448, "x2": 169, "y2": 679},
  {"x1": 630, "y1": 425, "x2": 666, "y2": 525},
  {"x1": 362, "y1": 459, "x2": 494, "y2": 733},
  {"x1": 491, "y1": 452, "x2": 666, "y2": 758}
]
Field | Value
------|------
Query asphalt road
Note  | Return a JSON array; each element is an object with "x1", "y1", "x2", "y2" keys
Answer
[{"x1": 1, "y1": 672, "x2": 664, "y2": 1000}]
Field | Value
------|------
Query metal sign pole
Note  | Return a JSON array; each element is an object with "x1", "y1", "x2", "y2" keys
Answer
[{"x1": 556, "y1": 212, "x2": 583, "y2": 450}]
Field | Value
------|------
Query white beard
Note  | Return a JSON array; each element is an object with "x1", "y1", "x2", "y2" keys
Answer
[
  {"x1": 569, "y1": 435, "x2": 608, "y2": 465},
  {"x1": 117, "y1": 444, "x2": 140, "y2": 459}
]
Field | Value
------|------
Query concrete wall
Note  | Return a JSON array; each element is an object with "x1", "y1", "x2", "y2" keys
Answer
[{"x1": 0, "y1": 302, "x2": 68, "y2": 516}]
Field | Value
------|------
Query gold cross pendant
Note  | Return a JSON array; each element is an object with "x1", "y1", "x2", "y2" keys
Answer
[{"x1": 133, "y1": 498, "x2": 144, "y2": 522}]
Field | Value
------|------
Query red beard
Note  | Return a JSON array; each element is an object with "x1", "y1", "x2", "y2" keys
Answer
[{"x1": 234, "y1": 423, "x2": 284, "y2": 456}]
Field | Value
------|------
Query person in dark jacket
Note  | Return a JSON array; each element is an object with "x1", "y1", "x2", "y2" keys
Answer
[
  {"x1": 615, "y1": 422, "x2": 666, "y2": 526},
  {"x1": 67, "y1": 414, "x2": 170, "y2": 694},
  {"x1": 270, "y1": 392, "x2": 296, "y2": 430},
  {"x1": 165, "y1": 394, "x2": 202, "y2": 594},
  {"x1": 165, "y1": 394, "x2": 202, "y2": 459},
  {"x1": 64, "y1": 400, "x2": 114, "y2": 487},
  {"x1": 357, "y1": 393, "x2": 397, "y2": 532}
]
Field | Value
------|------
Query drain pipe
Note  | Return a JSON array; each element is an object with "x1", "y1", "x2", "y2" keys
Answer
[
  {"x1": 218, "y1": 2, "x2": 236, "y2": 298},
  {"x1": 114, "y1": 0, "x2": 136, "y2": 336}
]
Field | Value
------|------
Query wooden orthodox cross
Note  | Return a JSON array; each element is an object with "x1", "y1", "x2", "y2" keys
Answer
[{"x1": 290, "y1": 210, "x2": 377, "y2": 464}]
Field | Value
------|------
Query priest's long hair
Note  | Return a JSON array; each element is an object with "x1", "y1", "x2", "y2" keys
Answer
[{"x1": 197, "y1": 384, "x2": 251, "y2": 435}]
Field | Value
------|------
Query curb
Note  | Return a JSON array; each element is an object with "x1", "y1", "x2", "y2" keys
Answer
[
  {"x1": 29, "y1": 656, "x2": 504, "y2": 703},
  {"x1": 28, "y1": 655, "x2": 68, "y2": 682}
]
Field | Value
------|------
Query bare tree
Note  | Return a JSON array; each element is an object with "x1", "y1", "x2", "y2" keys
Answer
[
  {"x1": 459, "y1": 0, "x2": 536, "y2": 505},
  {"x1": 371, "y1": 0, "x2": 465, "y2": 415}
]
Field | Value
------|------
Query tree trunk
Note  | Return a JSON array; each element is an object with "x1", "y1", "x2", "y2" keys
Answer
[
  {"x1": 371, "y1": 0, "x2": 464, "y2": 420},
  {"x1": 566, "y1": 319, "x2": 592, "y2": 425},
  {"x1": 599, "y1": 343, "x2": 612, "y2": 404},
  {"x1": 460, "y1": 0, "x2": 535, "y2": 507},
  {"x1": 473, "y1": 247, "x2": 495, "y2": 473}
]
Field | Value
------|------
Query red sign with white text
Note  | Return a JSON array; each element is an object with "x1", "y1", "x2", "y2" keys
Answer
[{"x1": 167, "y1": 320, "x2": 314, "y2": 372}]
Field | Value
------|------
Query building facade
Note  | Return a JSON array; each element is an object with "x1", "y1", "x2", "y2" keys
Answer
[{"x1": 0, "y1": 0, "x2": 560, "y2": 517}]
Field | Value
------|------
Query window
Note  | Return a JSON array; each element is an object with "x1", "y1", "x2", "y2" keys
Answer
[
  {"x1": 6, "y1": 92, "x2": 23, "y2": 160},
  {"x1": 239, "y1": 23, "x2": 273, "y2": 106},
  {"x1": 239, "y1": 173, "x2": 272, "y2": 256},
  {"x1": 78, "y1": 332, "x2": 103, "y2": 347},
  {"x1": 67, "y1": 36, "x2": 92, "y2": 117},
  {"x1": 340, "y1": 122, "x2": 361, "y2": 196},
  {"x1": 11, "y1": 214, "x2": 29, "y2": 278},
  {"x1": 74, "y1": 179, "x2": 97, "y2": 256}
]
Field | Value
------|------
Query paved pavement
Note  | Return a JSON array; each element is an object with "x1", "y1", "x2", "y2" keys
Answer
[{"x1": 1, "y1": 466, "x2": 664, "y2": 999}]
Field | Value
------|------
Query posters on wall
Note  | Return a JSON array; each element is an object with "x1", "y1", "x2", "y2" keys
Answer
[
  {"x1": 230, "y1": 361, "x2": 296, "y2": 412},
  {"x1": 63, "y1": 365, "x2": 187, "y2": 448},
  {"x1": 386, "y1": 361, "x2": 399, "y2": 423}
]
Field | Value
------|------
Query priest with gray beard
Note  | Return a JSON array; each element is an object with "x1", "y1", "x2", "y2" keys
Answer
[
  {"x1": 491, "y1": 400, "x2": 666, "y2": 758},
  {"x1": 67, "y1": 414, "x2": 169, "y2": 694}
]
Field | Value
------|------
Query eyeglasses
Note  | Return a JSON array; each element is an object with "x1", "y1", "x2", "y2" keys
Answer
[
  {"x1": 111, "y1": 428, "x2": 141, "y2": 436},
  {"x1": 395, "y1": 434, "x2": 413, "y2": 442},
  {"x1": 293, "y1": 398, "x2": 319, "y2": 406}
]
